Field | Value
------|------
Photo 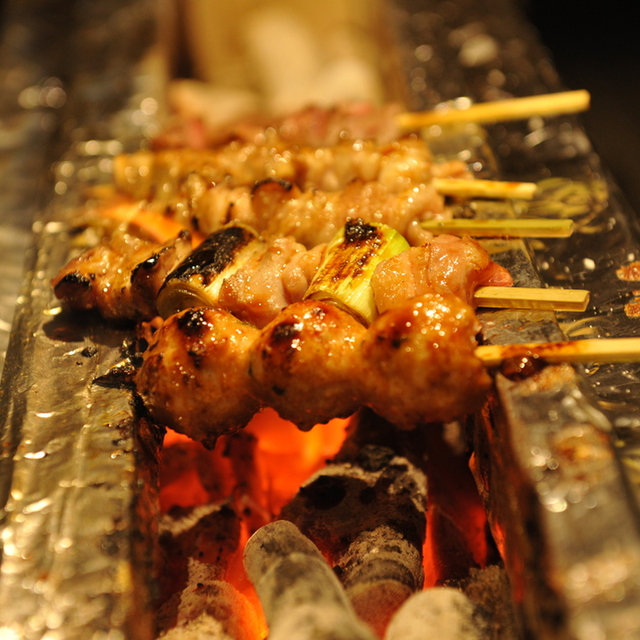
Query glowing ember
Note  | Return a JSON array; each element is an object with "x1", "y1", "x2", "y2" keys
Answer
[{"x1": 158, "y1": 410, "x2": 349, "y2": 638}]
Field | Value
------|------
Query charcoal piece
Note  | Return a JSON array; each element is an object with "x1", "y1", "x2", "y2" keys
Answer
[
  {"x1": 384, "y1": 587, "x2": 488, "y2": 640},
  {"x1": 243, "y1": 520, "x2": 377, "y2": 640},
  {"x1": 157, "y1": 559, "x2": 261, "y2": 640},
  {"x1": 281, "y1": 410, "x2": 428, "y2": 635},
  {"x1": 281, "y1": 410, "x2": 428, "y2": 561},
  {"x1": 457, "y1": 565, "x2": 521, "y2": 640},
  {"x1": 157, "y1": 502, "x2": 241, "y2": 606},
  {"x1": 336, "y1": 525, "x2": 424, "y2": 637}
]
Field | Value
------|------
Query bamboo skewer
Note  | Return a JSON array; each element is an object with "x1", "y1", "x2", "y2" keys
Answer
[
  {"x1": 397, "y1": 89, "x2": 591, "y2": 131},
  {"x1": 476, "y1": 337, "x2": 640, "y2": 367},
  {"x1": 474, "y1": 286, "x2": 589, "y2": 312},
  {"x1": 422, "y1": 218, "x2": 574, "y2": 238},
  {"x1": 432, "y1": 177, "x2": 538, "y2": 200}
]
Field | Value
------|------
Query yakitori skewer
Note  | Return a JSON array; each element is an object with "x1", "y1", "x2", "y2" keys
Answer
[
  {"x1": 476, "y1": 337, "x2": 640, "y2": 367},
  {"x1": 474, "y1": 286, "x2": 589, "y2": 312},
  {"x1": 432, "y1": 177, "x2": 538, "y2": 201},
  {"x1": 397, "y1": 89, "x2": 591, "y2": 131},
  {"x1": 421, "y1": 218, "x2": 574, "y2": 238}
]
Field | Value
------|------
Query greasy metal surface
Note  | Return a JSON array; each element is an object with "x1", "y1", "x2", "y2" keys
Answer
[
  {"x1": 0, "y1": 1, "x2": 163, "y2": 638},
  {"x1": 2, "y1": 1, "x2": 640, "y2": 639}
]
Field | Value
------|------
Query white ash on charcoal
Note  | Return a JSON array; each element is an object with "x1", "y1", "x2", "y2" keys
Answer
[
  {"x1": 280, "y1": 409, "x2": 428, "y2": 634},
  {"x1": 281, "y1": 409, "x2": 428, "y2": 559},
  {"x1": 383, "y1": 587, "x2": 489, "y2": 640},
  {"x1": 334, "y1": 525, "x2": 424, "y2": 637},
  {"x1": 157, "y1": 558, "x2": 261, "y2": 640},
  {"x1": 156, "y1": 502, "x2": 242, "y2": 607},
  {"x1": 243, "y1": 520, "x2": 377, "y2": 640}
]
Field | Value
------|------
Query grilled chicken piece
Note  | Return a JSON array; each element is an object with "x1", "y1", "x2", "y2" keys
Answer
[
  {"x1": 51, "y1": 230, "x2": 192, "y2": 322},
  {"x1": 359, "y1": 292, "x2": 490, "y2": 429},
  {"x1": 135, "y1": 307, "x2": 261, "y2": 448},
  {"x1": 248, "y1": 300, "x2": 366, "y2": 431},
  {"x1": 155, "y1": 101, "x2": 406, "y2": 150},
  {"x1": 148, "y1": 178, "x2": 448, "y2": 249},
  {"x1": 252, "y1": 179, "x2": 446, "y2": 249},
  {"x1": 218, "y1": 237, "x2": 326, "y2": 328},
  {"x1": 371, "y1": 234, "x2": 513, "y2": 312},
  {"x1": 113, "y1": 136, "x2": 436, "y2": 204}
]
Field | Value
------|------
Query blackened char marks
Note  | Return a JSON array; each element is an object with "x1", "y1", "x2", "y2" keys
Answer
[
  {"x1": 321, "y1": 218, "x2": 383, "y2": 283},
  {"x1": 169, "y1": 225, "x2": 256, "y2": 286},
  {"x1": 262, "y1": 320, "x2": 302, "y2": 364},
  {"x1": 251, "y1": 177, "x2": 295, "y2": 196},
  {"x1": 56, "y1": 271, "x2": 94, "y2": 291},
  {"x1": 343, "y1": 217, "x2": 381, "y2": 245},
  {"x1": 271, "y1": 320, "x2": 302, "y2": 344},
  {"x1": 176, "y1": 307, "x2": 211, "y2": 339}
]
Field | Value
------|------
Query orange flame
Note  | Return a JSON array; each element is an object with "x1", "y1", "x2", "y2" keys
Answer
[{"x1": 158, "y1": 410, "x2": 349, "y2": 639}]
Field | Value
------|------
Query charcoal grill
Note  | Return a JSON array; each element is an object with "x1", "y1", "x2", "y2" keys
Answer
[{"x1": 3, "y1": 1, "x2": 640, "y2": 638}]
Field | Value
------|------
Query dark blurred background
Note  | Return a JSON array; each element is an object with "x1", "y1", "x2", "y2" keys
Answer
[
  {"x1": 1, "y1": 0, "x2": 638, "y2": 214},
  {"x1": 525, "y1": 0, "x2": 640, "y2": 216}
]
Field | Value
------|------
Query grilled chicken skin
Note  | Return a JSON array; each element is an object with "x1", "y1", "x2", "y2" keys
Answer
[
  {"x1": 248, "y1": 300, "x2": 366, "y2": 431},
  {"x1": 371, "y1": 234, "x2": 513, "y2": 311},
  {"x1": 51, "y1": 230, "x2": 192, "y2": 322},
  {"x1": 132, "y1": 235, "x2": 508, "y2": 441},
  {"x1": 359, "y1": 292, "x2": 490, "y2": 429},
  {"x1": 135, "y1": 307, "x2": 261, "y2": 448},
  {"x1": 137, "y1": 292, "x2": 488, "y2": 442}
]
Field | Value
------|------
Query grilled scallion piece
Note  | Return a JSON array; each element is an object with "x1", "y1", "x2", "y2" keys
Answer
[
  {"x1": 156, "y1": 223, "x2": 264, "y2": 318},
  {"x1": 304, "y1": 219, "x2": 409, "y2": 325}
]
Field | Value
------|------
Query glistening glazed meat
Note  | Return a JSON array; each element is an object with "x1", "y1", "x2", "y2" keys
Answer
[
  {"x1": 135, "y1": 307, "x2": 261, "y2": 448},
  {"x1": 53, "y1": 223, "x2": 325, "y2": 326},
  {"x1": 359, "y1": 292, "x2": 491, "y2": 430},
  {"x1": 129, "y1": 226, "x2": 512, "y2": 440},
  {"x1": 133, "y1": 176, "x2": 453, "y2": 249},
  {"x1": 371, "y1": 234, "x2": 513, "y2": 312},
  {"x1": 251, "y1": 179, "x2": 446, "y2": 248},
  {"x1": 137, "y1": 292, "x2": 489, "y2": 443},
  {"x1": 51, "y1": 230, "x2": 192, "y2": 322},
  {"x1": 248, "y1": 300, "x2": 366, "y2": 431}
]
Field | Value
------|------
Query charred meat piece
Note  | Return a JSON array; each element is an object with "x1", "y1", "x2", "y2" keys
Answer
[
  {"x1": 359, "y1": 292, "x2": 491, "y2": 429},
  {"x1": 113, "y1": 144, "x2": 296, "y2": 203},
  {"x1": 105, "y1": 172, "x2": 452, "y2": 250},
  {"x1": 248, "y1": 300, "x2": 366, "y2": 431},
  {"x1": 150, "y1": 177, "x2": 449, "y2": 249},
  {"x1": 135, "y1": 307, "x2": 261, "y2": 448},
  {"x1": 51, "y1": 230, "x2": 192, "y2": 322},
  {"x1": 132, "y1": 227, "x2": 509, "y2": 438},
  {"x1": 53, "y1": 221, "x2": 325, "y2": 328},
  {"x1": 156, "y1": 224, "x2": 265, "y2": 319},
  {"x1": 158, "y1": 224, "x2": 326, "y2": 328}
]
